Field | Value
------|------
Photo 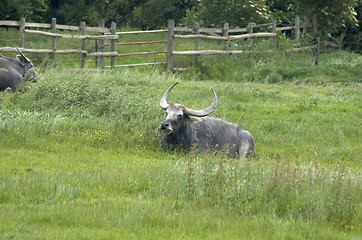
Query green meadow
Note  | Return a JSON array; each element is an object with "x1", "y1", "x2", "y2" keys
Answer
[{"x1": 0, "y1": 27, "x2": 361, "y2": 239}]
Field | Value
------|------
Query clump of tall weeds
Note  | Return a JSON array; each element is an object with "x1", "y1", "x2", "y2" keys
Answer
[{"x1": 181, "y1": 153, "x2": 360, "y2": 229}]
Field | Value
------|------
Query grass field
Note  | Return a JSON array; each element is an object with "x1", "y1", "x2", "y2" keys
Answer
[{"x1": 0, "y1": 27, "x2": 361, "y2": 239}]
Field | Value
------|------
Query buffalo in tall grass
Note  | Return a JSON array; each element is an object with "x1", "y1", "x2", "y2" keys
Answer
[
  {"x1": 0, "y1": 48, "x2": 38, "y2": 91},
  {"x1": 159, "y1": 82, "x2": 256, "y2": 158}
]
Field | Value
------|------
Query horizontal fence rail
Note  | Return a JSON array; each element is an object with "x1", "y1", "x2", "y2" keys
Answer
[
  {"x1": 105, "y1": 40, "x2": 166, "y2": 46},
  {"x1": 114, "y1": 29, "x2": 167, "y2": 35},
  {"x1": 0, "y1": 47, "x2": 87, "y2": 54},
  {"x1": 174, "y1": 32, "x2": 277, "y2": 40},
  {"x1": 0, "y1": 20, "x2": 110, "y2": 32},
  {"x1": 24, "y1": 29, "x2": 119, "y2": 40}
]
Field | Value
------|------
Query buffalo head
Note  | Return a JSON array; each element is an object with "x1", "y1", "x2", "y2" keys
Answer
[
  {"x1": 0, "y1": 48, "x2": 38, "y2": 91},
  {"x1": 15, "y1": 48, "x2": 38, "y2": 83},
  {"x1": 159, "y1": 81, "x2": 217, "y2": 134}
]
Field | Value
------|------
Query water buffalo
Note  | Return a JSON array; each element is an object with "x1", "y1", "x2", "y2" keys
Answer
[
  {"x1": 159, "y1": 82, "x2": 256, "y2": 158},
  {"x1": 0, "y1": 48, "x2": 38, "y2": 91}
]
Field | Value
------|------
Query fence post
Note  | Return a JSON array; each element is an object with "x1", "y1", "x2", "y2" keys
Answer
[
  {"x1": 110, "y1": 21, "x2": 117, "y2": 68},
  {"x1": 94, "y1": 40, "x2": 98, "y2": 66},
  {"x1": 295, "y1": 17, "x2": 300, "y2": 47},
  {"x1": 98, "y1": 21, "x2": 105, "y2": 68},
  {"x1": 272, "y1": 19, "x2": 277, "y2": 47},
  {"x1": 19, "y1": 17, "x2": 25, "y2": 48},
  {"x1": 302, "y1": 16, "x2": 308, "y2": 36},
  {"x1": 166, "y1": 19, "x2": 175, "y2": 72},
  {"x1": 80, "y1": 21, "x2": 86, "y2": 68},
  {"x1": 312, "y1": 16, "x2": 317, "y2": 33},
  {"x1": 315, "y1": 37, "x2": 320, "y2": 66},
  {"x1": 223, "y1": 22, "x2": 229, "y2": 51},
  {"x1": 194, "y1": 21, "x2": 200, "y2": 65},
  {"x1": 51, "y1": 18, "x2": 56, "y2": 52},
  {"x1": 247, "y1": 22, "x2": 253, "y2": 45}
]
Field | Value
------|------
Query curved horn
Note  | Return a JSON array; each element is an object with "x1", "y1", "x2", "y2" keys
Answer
[
  {"x1": 184, "y1": 87, "x2": 217, "y2": 117},
  {"x1": 16, "y1": 48, "x2": 31, "y2": 63},
  {"x1": 160, "y1": 81, "x2": 179, "y2": 110}
]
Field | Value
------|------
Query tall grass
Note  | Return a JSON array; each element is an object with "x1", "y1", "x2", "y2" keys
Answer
[
  {"x1": 180, "y1": 154, "x2": 360, "y2": 228},
  {"x1": 0, "y1": 28, "x2": 361, "y2": 239}
]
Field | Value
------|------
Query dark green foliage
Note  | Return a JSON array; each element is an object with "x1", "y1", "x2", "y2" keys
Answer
[
  {"x1": 194, "y1": 0, "x2": 270, "y2": 27},
  {"x1": 0, "y1": 0, "x2": 48, "y2": 21},
  {"x1": 131, "y1": 0, "x2": 196, "y2": 29},
  {"x1": 43, "y1": 0, "x2": 197, "y2": 28}
]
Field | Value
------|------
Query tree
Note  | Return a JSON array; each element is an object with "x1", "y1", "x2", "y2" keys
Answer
[
  {"x1": 46, "y1": 0, "x2": 195, "y2": 28},
  {"x1": 268, "y1": 0, "x2": 359, "y2": 47},
  {"x1": 131, "y1": 0, "x2": 196, "y2": 29},
  {"x1": 0, "y1": 0, "x2": 48, "y2": 21},
  {"x1": 298, "y1": 0, "x2": 358, "y2": 34},
  {"x1": 195, "y1": 0, "x2": 271, "y2": 27}
]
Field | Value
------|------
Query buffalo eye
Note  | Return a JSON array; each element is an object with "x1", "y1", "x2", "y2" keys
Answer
[{"x1": 177, "y1": 114, "x2": 183, "y2": 120}]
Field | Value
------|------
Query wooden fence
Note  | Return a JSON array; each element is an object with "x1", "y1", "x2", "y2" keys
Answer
[
  {"x1": 0, "y1": 17, "x2": 166, "y2": 69},
  {"x1": 0, "y1": 17, "x2": 320, "y2": 70},
  {"x1": 166, "y1": 17, "x2": 319, "y2": 71}
]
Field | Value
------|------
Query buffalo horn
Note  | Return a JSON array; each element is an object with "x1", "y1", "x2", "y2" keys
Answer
[
  {"x1": 160, "y1": 81, "x2": 179, "y2": 110},
  {"x1": 160, "y1": 81, "x2": 218, "y2": 117},
  {"x1": 16, "y1": 48, "x2": 31, "y2": 63},
  {"x1": 184, "y1": 87, "x2": 217, "y2": 117}
]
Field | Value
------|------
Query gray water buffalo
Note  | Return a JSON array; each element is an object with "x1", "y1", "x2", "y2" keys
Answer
[
  {"x1": 159, "y1": 82, "x2": 256, "y2": 158},
  {"x1": 0, "y1": 48, "x2": 38, "y2": 91}
]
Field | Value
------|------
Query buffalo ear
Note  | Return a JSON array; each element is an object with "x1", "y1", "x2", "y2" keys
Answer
[
  {"x1": 189, "y1": 116, "x2": 201, "y2": 126},
  {"x1": 16, "y1": 55, "x2": 27, "y2": 66}
]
